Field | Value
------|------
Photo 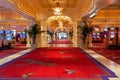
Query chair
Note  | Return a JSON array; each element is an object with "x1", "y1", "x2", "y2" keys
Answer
[{"x1": 3, "y1": 39, "x2": 11, "y2": 49}]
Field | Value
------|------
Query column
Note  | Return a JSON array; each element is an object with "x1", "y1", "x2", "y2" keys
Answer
[
  {"x1": 40, "y1": 21, "x2": 47, "y2": 47},
  {"x1": 88, "y1": 33, "x2": 92, "y2": 47},
  {"x1": 77, "y1": 21, "x2": 82, "y2": 47},
  {"x1": 35, "y1": 21, "x2": 42, "y2": 48},
  {"x1": 26, "y1": 22, "x2": 32, "y2": 48},
  {"x1": 72, "y1": 21, "x2": 78, "y2": 47},
  {"x1": 106, "y1": 28, "x2": 110, "y2": 48},
  {"x1": 88, "y1": 20, "x2": 93, "y2": 47},
  {"x1": 53, "y1": 32, "x2": 55, "y2": 41},
  {"x1": 26, "y1": 32, "x2": 31, "y2": 47}
]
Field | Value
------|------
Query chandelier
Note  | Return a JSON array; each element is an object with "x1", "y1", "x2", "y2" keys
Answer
[
  {"x1": 52, "y1": 7, "x2": 63, "y2": 15},
  {"x1": 47, "y1": 15, "x2": 72, "y2": 22},
  {"x1": 51, "y1": 0, "x2": 63, "y2": 15},
  {"x1": 47, "y1": 0, "x2": 72, "y2": 28},
  {"x1": 48, "y1": 1, "x2": 72, "y2": 22}
]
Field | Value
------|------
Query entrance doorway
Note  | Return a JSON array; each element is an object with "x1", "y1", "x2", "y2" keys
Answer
[{"x1": 56, "y1": 32, "x2": 68, "y2": 40}]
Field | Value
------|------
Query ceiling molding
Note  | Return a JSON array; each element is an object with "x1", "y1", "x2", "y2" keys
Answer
[{"x1": 0, "y1": 0, "x2": 36, "y2": 22}]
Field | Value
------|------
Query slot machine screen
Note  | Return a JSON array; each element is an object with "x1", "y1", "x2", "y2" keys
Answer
[
  {"x1": 20, "y1": 32, "x2": 26, "y2": 38},
  {"x1": 0, "y1": 30, "x2": 5, "y2": 39},
  {"x1": 103, "y1": 31, "x2": 107, "y2": 38},
  {"x1": 110, "y1": 31, "x2": 115, "y2": 38},
  {"x1": 96, "y1": 32, "x2": 100, "y2": 38},
  {"x1": 97, "y1": 36, "x2": 100, "y2": 38},
  {"x1": 92, "y1": 33, "x2": 96, "y2": 36},
  {"x1": 93, "y1": 36, "x2": 96, "y2": 38},
  {"x1": 92, "y1": 33, "x2": 96, "y2": 38},
  {"x1": 6, "y1": 30, "x2": 12, "y2": 34},
  {"x1": 0, "y1": 30, "x2": 5, "y2": 33},
  {"x1": 97, "y1": 32, "x2": 100, "y2": 35},
  {"x1": 6, "y1": 30, "x2": 12, "y2": 41}
]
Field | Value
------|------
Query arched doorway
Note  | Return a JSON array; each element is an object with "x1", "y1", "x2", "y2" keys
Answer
[{"x1": 55, "y1": 27, "x2": 68, "y2": 40}]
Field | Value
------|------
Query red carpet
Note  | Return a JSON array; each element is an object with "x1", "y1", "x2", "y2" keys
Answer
[
  {"x1": 92, "y1": 43, "x2": 105, "y2": 47},
  {"x1": 0, "y1": 48, "x2": 27, "y2": 59},
  {"x1": 48, "y1": 40, "x2": 73, "y2": 44},
  {"x1": 90, "y1": 47, "x2": 120, "y2": 65},
  {"x1": 0, "y1": 47, "x2": 116, "y2": 80}
]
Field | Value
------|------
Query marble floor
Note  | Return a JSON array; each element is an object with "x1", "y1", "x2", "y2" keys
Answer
[{"x1": 0, "y1": 44, "x2": 120, "y2": 80}]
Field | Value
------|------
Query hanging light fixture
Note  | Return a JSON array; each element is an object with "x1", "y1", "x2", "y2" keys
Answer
[
  {"x1": 52, "y1": 7, "x2": 63, "y2": 15},
  {"x1": 52, "y1": 0, "x2": 63, "y2": 15},
  {"x1": 47, "y1": 0, "x2": 72, "y2": 28}
]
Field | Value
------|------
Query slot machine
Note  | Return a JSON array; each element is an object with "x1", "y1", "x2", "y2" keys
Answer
[
  {"x1": 107, "y1": 27, "x2": 120, "y2": 48},
  {"x1": 103, "y1": 31, "x2": 107, "y2": 38},
  {"x1": 96, "y1": 32, "x2": 100, "y2": 40},
  {"x1": 20, "y1": 31, "x2": 26, "y2": 39},
  {"x1": 20, "y1": 31, "x2": 27, "y2": 44},
  {"x1": 0, "y1": 30, "x2": 5, "y2": 39},
  {"x1": 92, "y1": 32, "x2": 96, "y2": 41},
  {"x1": 103, "y1": 27, "x2": 108, "y2": 38},
  {"x1": 92, "y1": 26, "x2": 102, "y2": 42},
  {"x1": 5, "y1": 30, "x2": 13, "y2": 41},
  {"x1": 108, "y1": 27, "x2": 116, "y2": 45}
]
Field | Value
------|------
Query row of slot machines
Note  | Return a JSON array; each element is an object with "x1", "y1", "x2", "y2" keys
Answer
[
  {"x1": 92, "y1": 31, "x2": 116, "y2": 42},
  {"x1": 92, "y1": 32, "x2": 102, "y2": 42},
  {"x1": 92, "y1": 27, "x2": 120, "y2": 46},
  {"x1": 0, "y1": 30, "x2": 13, "y2": 41},
  {"x1": 0, "y1": 30, "x2": 27, "y2": 41}
]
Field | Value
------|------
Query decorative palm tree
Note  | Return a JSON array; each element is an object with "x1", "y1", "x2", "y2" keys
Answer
[
  {"x1": 79, "y1": 20, "x2": 93, "y2": 44},
  {"x1": 28, "y1": 24, "x2": 45, "y2": 45},
  {"x1": 47, "y1": 30, "x2": 54, "y2": 40},
  {"x1": 69, "y1": 30, "x2": 73, "y2": 40}
]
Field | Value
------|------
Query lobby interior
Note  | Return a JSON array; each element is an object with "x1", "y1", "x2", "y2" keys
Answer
[{"x1": 0, "y1": 0, "x2": 120, "y2": 80}]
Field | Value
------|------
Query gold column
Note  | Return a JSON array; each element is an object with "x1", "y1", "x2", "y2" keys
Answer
[
  {"x1": 26, "y1": 23, "x2": 32, "y2": 48},
  {"x1": 40, "y1": 21, "x2": 47, "y2": 47},
  {"x1": 72, "y1": 21, "x2": 78, "y2": 47},
  {"x1": 36, "y1": 22, "x2": 41, "y2": 48},
  {"x1": 106, "y1": 29, "x2": 110, "y2": 48},
  {"x1": 88, "y1": 33, "x2": 92, "y2": 47},
  {"x1": 77, "y1": 21, "x2": 82, "y2": 47},
  {"x1": 88, "y1": 20, "x2": 93, "y2": 47},
  {"x1": 26, "y1": 32, "x2": 31, "y2": 47}
]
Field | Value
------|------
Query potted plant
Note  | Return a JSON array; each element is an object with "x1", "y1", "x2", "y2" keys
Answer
[
  {"x1": 79, "y1": 20, "x2": 93, "y2": 44},
  {"x1": 47, "y1": 30, "x2": 54, "y2": 40},
  {"x1": 69, "y1": 30, "x2": 73, "y2": 40},
  {"x1": 28, "y1": 24, "x2": 45, "y2": 47}
]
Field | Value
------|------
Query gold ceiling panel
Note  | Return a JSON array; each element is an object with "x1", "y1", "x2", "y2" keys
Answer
[
  {"x1": 91, "y1": 9, "x2": 120, "y2": 26},
  {"x1": 39, "y1": 0, "x2": 50, "y2": 7},
  {"x1": 0, "y1": 11, "x2": 26, "y2": 20},
  {"x1": 0, "y1": 6, "x2": 28, "y2": 28},
  {"x1": 39, "y1": 0, "x2": 77, "y2": 8},
  {"x1": 93, "y1": 10, "x2": 120, "y2": 19},
  {"x1": 67, "y1": 0, "x2": 77, "y2": 7},
  {"x1": 8, "y1": 0, "x2": 94, "y2": 21},
  {"x1": 9, "y1": 0, "x2": 37, "y2": 18},
  {"x1": 0, "y1": 0, "x2": 119, "y2": 30}
]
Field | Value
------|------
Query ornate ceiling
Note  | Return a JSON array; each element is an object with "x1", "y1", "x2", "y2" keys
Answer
[
  {"x1": 0, "y1": 0, "x2": 119, "y2": 30},
  {"x1": 7, "y1": 0, "x2": 96, "y2": 21},
  {"x1": 0, "y1": 5, "x2": 28, "y2": 28},
  {"x1": 91, "y1": 0, "x2": 120, "y2": 26}
]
